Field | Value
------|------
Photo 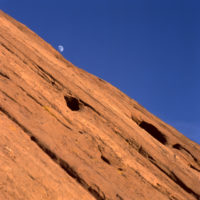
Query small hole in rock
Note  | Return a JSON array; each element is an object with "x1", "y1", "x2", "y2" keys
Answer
[
  {"x1": 30, "y1": 135, "x2": 37, "y2": 142},
  {"x1": 64, "y1": 96, "x2": 80, "y2": 111},
  {"x1": 139, "y1": 121, "x2": 167, "y2": 145},
  {"x1": 172, "y1": 144, "x2": 182, "y2": 150},
  {"x1": 116, "y1": 194, "x2": 123, "y2": 200},
  {"x1": 101, "y1": 155, "x2": 111, "y2": 165}
]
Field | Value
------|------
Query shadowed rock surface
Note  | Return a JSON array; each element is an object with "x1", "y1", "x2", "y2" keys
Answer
[{"x1": 0, "y1": 10, "x2": 200, "y2": 200}]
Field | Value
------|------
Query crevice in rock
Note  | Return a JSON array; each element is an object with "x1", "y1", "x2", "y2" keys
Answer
[
  {"x1": 173, "y1": 143, "x2": 199, "y2": 164},
  {"x1": 34, "y1": 64, "x2": 63, "y2": 91},
  {"x1": 190, "y1": 165, "x2": 200, "y2": 172},
  {"x1": 88, "y1": 185, "x2": 106, "y2": 200},
  {"x1": 0, "y1": 71, "x2": 9, "y2": 79},
  {"x1": 30, "y1": 136, "x2": 57, "y2": 161},
  {"x1": 101, "y1": 155, "x2": 111, "y2": 165},
  {"x1": 169, "y1": 172, "x2": 200, "y2": 199},
  {"x1": 0, "y1": 106, "x2": 33, "y2": 137},
  {"x1": 1, "y1": 42, "x2": 15, "y2": 55},
  {"x1": 79, "y1": 130, "x2": 86, "y2": 134},
  {"x1": 64, "y1": 96, "x2": 81, "y2": 111},
  {"x1": 80, "y1": 99, "x2": 101, "y2": 116},
  {"x1": 169, "y1": 196, "x2": 179, "y2": 200},
  {"x1": 0, "y1": 39, "x2": 28, "y2": 66},
  {"x1": 138, "y1": 121, "x2": 167, "y2": 145},
  {"x1": 0, "y1": 89, "x2": 17, "y2": 103},
  {"x1": 30, "y1": 136, "x2": 105, "y2": 200},
  {"x1": 113, "y1": 129, "x2": 141, "y2": 152},
  {"x1": 1, "y1": 37, "x2": 63, "y2": 91},
  {"x1": 0, "y1": 106, "x2": 105, "y2": 200},
  {"x1": 16, "y1": 85, "x2": 72, "y2": 130},
  {"x1": 148, "y1": 157, "x2": 200, "y2": 199},
  {"x1": 124, "y1": 137, "x2": 140, "y2": 151},
  {"x1": 116, "y1": 194, "x2": 123, "y2": 200},
  {"x1": 130, "y1": 140, "x2": 200, "y2": 199},
  {"x1": 1, "y1": 36, "x2": 65, "y2": 92},
  {"x1": 0, "y1": 90, "x2": 32, "y2": 114},
  {"x1": 138, "y1": 146, "x2": 155, "y2": 162}
]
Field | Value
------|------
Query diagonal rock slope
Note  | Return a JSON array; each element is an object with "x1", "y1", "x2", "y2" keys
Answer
[{"x1": 0, "y1": 10, "x2": 200, "y2": 200}]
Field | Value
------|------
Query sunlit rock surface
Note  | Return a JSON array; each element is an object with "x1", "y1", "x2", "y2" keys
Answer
[{"x1": 0, "y1": 10, "x2": 200, "y2": 200}]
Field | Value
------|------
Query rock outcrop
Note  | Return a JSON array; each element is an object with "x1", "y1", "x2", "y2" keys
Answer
[{"x1": 0, "y1": 10, "x2": 200, "y2": 200}]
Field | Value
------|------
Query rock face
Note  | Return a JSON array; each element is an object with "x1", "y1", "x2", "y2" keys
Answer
[{"x1": 0, "y1": 10, "x2": 200, "y2": 200}]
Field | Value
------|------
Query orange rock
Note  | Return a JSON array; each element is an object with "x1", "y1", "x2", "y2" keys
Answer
[{"x1": 0, "y1": 10, "x2": 200, "y2": 200}]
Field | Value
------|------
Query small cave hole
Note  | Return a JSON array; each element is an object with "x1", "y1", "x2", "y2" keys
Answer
[
  {"x1": 101, "y1": 155, "x2": 111, "y2": 165},
  {"x1": 79, "y1": 131, "x2": 84, "y2": 134},
  {"x1": 172, "y1": 143, "x2": 182, "y2": 150},
  {"x1": 64, "y1": 96, "x2": 80, "y2": 111},
  {"x1": 30, "y1": 135, "x2": 37, "y2": 142},
  {"x1": 139, "y1": 121, "x2": 167, "y2": 145}
]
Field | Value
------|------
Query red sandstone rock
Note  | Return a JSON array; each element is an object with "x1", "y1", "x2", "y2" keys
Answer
[{"x1": 0, "y1": 10, "x2": 200, "y2": 200}]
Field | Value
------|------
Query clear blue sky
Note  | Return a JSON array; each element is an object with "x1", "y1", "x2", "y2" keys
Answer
[{"x1": 1, "y1": 0, "x2": 199, "y2": 144}]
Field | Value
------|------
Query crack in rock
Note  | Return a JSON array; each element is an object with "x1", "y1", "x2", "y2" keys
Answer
[{"x1": 0, "y1": 105, "x2": 106, "y2": 200}]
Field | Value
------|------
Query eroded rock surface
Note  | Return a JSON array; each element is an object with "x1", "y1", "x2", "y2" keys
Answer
[{"x1": 0, "y1": 10, "x2": 200, "y2": 200}]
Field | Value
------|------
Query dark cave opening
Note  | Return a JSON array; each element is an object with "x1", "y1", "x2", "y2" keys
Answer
[
  {"x1": 139, "y1": 121, "x2": 167, "y2": 145},
  {"x1": 64, "y1": 96, "x2": 81, "y2": 111}
]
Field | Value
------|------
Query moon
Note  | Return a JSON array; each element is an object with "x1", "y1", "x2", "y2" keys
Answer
[{"x1": 58, "y1": 45, "x2": 64, "y2": 52}]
